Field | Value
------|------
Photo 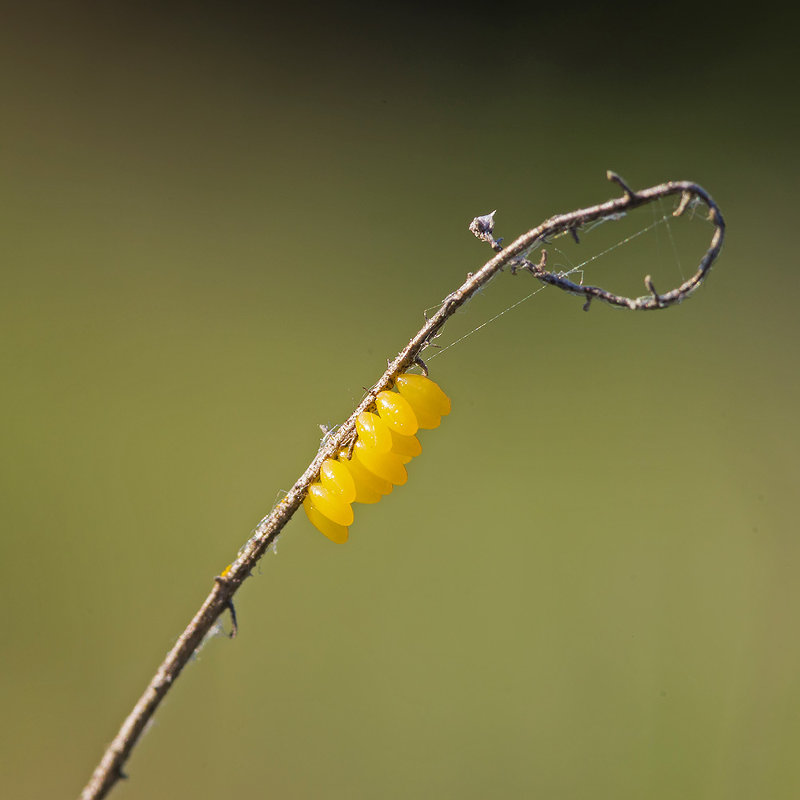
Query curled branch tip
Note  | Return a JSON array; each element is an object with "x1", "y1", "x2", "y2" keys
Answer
[{"x1": 469, "y1": 171, "x2": 725, "y2": 313}]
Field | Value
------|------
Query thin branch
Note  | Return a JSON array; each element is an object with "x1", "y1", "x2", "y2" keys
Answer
[{"x1": 79, "y1": 173, "x2": 725, "y2": 800}]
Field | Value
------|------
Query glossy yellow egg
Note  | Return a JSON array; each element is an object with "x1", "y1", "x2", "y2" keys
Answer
[
  {"x1": 396, "y1": 374, "x2": 451, "y2": 429},
  {"x1": 354, "y1": 439, "x2": 408, "y2": 485},
  {"x1": 355, "y1": 411, "x2": 392, "y2": 453},
  {"x1": 337, "y1": 449, "x2": 391, "y2": 501},
  {"x1": 320, "y1": 458, "x2": 356, "y2": 503},
  {"x1": 375, "y1": 390, "x2": 419, "y2": 435},
  {"x1": 389, "y1": 430, "x2": 422, "y2": 463},
  {"x1": 303, "y1": 496, "x2": 349, "y2": 543},
  {"x1": 306, "y1": 482, "x2": 353, "y2": 526}
]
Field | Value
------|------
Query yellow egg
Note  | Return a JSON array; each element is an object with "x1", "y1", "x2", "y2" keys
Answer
[
  {"x1": 303, "y1": 496, "x2": 349, "y2": 543},
  {"x1": 306, "y1": 482, "x2": 353, "y2": 526},
  {"x1": 337, "y1": 449, "x2": 391, "y2": 501},
  {"x1": 375, "y1": 390, "x2": 419, "y2": 435},
  {"x1": 355, "y1": 411, "x2": 392, "y2": 453},
  {"x1": 396, "y1": 374, "x2": 451, "y2": 429},
  {"x1": 354, "y1": 440, "x2": 408, "y2": 485},
  {"x1": 320, "y1": 458, "x2": 356, "y2": 503},
  {"x1": 389, "y1": 430, "x2": 422, "y2": 463}
]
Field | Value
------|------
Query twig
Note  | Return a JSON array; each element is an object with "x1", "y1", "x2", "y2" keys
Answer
[{"x1": 79, "y1": 173, "x2": 725, "y2": 800}]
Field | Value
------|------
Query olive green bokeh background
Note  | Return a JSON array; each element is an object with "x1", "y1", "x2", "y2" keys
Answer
[{"x1": 2, "y1": 4, "x2": 798, "y2": 798}]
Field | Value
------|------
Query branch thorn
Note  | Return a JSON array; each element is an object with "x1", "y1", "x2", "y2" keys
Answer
[
  {"x1": 225, "y1": 599, "x2": 238, "y2": 639},
  {"x1": 674, "y1": 191, "x2": 692, "y2": 217},
  {"x1": 606, "y1": 170, "x2": 636, "y2": 199},
  {"x1": 527, "y1": 249, "x2": 548, "y2": 274},
  {"x1": 644, "y1": 275, "x2": 662, "y2": 306}
]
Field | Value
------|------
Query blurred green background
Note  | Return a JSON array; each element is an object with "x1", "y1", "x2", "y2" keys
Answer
[{"x1": 2, "y1": 3, "x2": 798, "y2": 798}]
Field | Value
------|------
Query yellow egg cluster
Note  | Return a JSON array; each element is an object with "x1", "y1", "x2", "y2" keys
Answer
[{"x1": 303, "y1": 373, "x2": 451, "y2": 543}]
